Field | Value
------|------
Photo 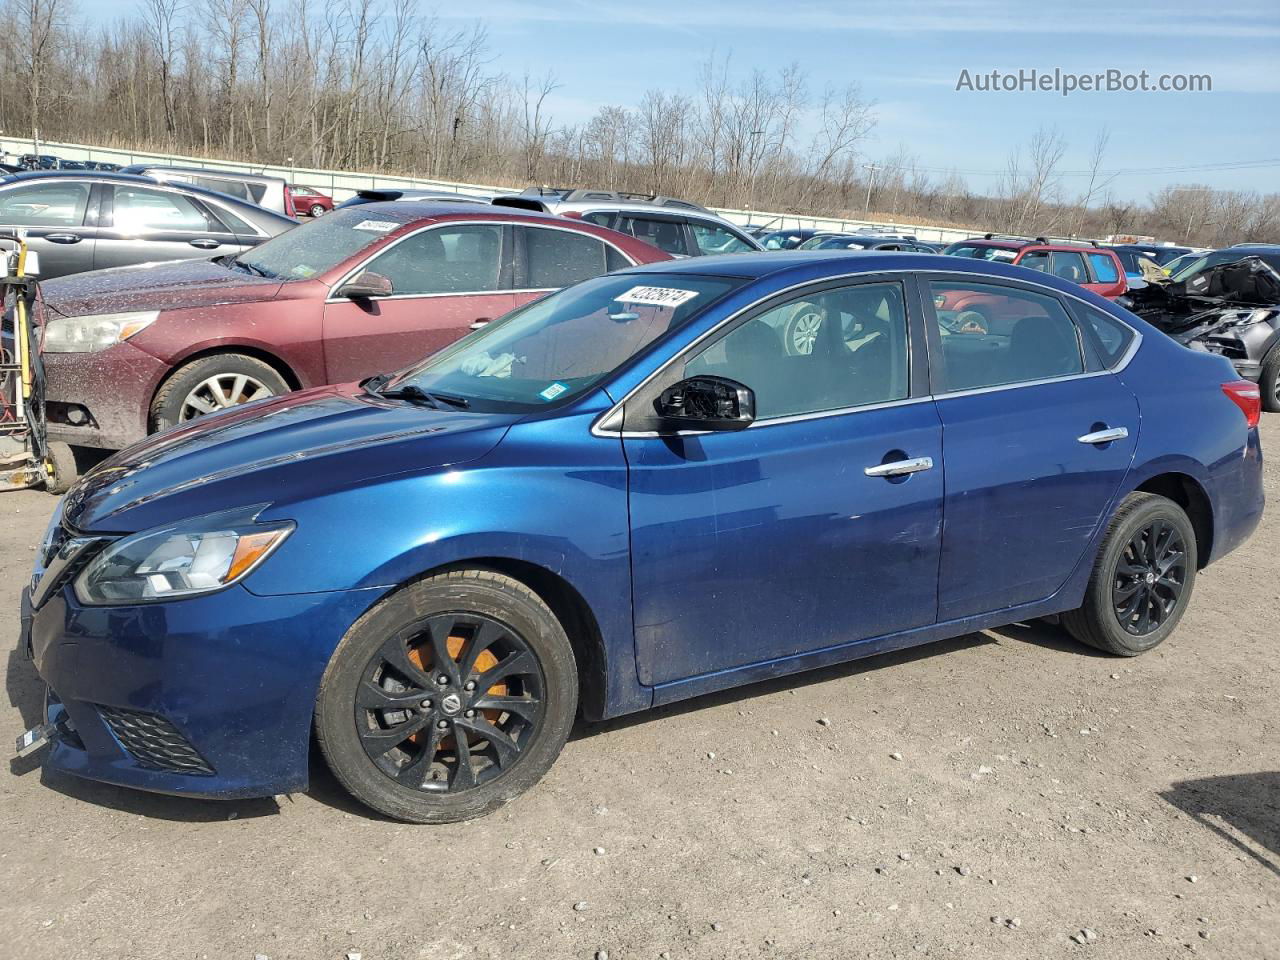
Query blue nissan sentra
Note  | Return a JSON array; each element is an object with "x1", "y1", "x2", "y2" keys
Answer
[{"x1": 18, "y1": 252, "x2": 1265, "y2": 823}]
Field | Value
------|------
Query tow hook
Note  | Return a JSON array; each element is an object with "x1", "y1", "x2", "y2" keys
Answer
[{"x1": 14, "y1": 716, "x2": 69, "y2": 759}]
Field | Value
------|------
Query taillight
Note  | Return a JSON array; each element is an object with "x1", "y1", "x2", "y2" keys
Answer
[
  {"x1": 1222, "y1": 380, "x2": 1261, "y2": 428},
  {"x1": 561, "y1": 211, "x2": 584, "y2": 219}
]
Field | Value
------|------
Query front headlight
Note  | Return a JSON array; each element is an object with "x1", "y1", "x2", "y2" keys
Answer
[
  {"x1": 74, "y1": 508, "x2": 293, "y2": 605},
  {"x1": 1225, "y1": 308, "x2": 1277, "y2": 328},
  {"x1": 42, "y1": 310, "x2": 158, "y2": 353}
]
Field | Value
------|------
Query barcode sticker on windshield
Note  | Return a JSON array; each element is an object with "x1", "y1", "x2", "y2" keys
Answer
[
  {"x1": 353, "y1": 219, "x2": 398, "y2": 233},
  {"x1": 614, "y1": 286, "x2": 700, "y2": 308}
]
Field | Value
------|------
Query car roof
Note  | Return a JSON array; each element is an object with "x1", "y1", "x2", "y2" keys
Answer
[
  {"x1": 0, "y1": 169, "x2": 160, "y2": 185},
  {"x1": 614, "y1": 249, "x2": 1122, "y2": 295}
]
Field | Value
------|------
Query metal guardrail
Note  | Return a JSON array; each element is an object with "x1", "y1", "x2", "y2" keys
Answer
[{"x1": 1, "y1": 135, "x2": 975, "y2": 243}]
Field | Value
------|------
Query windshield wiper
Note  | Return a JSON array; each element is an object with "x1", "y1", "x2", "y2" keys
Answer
[
  {"x1": 232, "y1": 258, "x2": 275, "y2": 279},
  {"x1": 377, "y1": 384, "x2": 471, "y2": 409}
]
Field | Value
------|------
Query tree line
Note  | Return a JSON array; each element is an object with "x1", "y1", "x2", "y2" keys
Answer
[{"x1": 1, "y1": 0, "x2": 1276, "y2": 247}]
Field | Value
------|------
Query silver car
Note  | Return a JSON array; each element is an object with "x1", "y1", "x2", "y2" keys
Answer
[
  {"x1": 122, "y1": 165, "x2": 294, "y2": 217},
  {"x1": 0, "y1": 171, "x2": 295, "y2": 279},
  {"x1": 523, "y1": 188, "x2": 763, "y2": 258}
]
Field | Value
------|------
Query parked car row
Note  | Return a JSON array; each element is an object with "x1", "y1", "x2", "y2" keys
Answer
[{"x1": 7, "y1": 170, "x2": 1277, "y2": 477}]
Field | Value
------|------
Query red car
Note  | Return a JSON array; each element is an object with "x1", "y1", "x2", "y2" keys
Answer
[
  {"x1": 940, "y1": 236, "x2": 1127, "y2": 333},
  {"x1": 37, "y1": 200, "x2": 670, "y2": 454},
  {"x1": 289, "y1": 184, "x2": 334, "y2": 217}
]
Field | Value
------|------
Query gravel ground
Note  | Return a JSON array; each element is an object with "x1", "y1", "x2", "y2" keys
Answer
[{"x1": 2, "y1": 420, "x2": 1278, "y2": 960}]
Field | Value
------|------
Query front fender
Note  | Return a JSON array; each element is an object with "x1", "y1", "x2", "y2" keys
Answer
[{"x1": 243, "y1": 406, "x2": 651, "y2": 718}]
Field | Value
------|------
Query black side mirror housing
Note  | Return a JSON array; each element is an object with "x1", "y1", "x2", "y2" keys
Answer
[
  {"x1": 337, "y1": 270, "x2": 394, "y2": 299},
  {"x1": 653, "y1": 376, "x2": 755, "y2": 431}
]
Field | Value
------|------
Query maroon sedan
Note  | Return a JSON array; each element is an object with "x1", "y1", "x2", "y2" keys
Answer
[
  {"x1": 38, "y1": 201, "x2": 670, "y2": 452},
  {"x1": 289, "y1": 184, "x2": 334, "y2": 217}
]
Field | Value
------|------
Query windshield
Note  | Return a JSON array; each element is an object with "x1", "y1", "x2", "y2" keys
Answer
[
  {"x1": 815, "y1": 237, "x2": 875, "y2": 250},
  {"x1": 387, "y1": 272, "x2": 744, "y2": 412},
  {"x1": 1168, "y1": 249, "x2": 1280, "y2": 283},
  {"x1": 233, "y1": 206, "x2": 415, "y2": 279},
  {"x1": 942, "y1": 242, "x2": 1018, "y2": 261}
]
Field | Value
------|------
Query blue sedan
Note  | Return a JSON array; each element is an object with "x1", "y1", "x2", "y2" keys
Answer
[{"x1": 19, "y1": 252, "x2": 1265, "y2": 823}]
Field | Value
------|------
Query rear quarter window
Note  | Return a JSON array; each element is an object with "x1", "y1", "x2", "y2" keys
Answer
[{"x1": 1080, "y1": 306, "x2": 1136, "y2": 368}]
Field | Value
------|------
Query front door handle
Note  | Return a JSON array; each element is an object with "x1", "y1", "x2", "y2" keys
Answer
[
  {"x1": 865, "y1": 456, "x2": 934, "y2": 478},
  {"x1": 45, "y1": 233, "x2": 81, "y2": 244},
  {"x1": 1077, "y1": 426, "x2": 1129, "y2": 445},
  {"x1": 189, "y1": 238, "x2": 221, "y2": 249},
  {"x1": 469, "y1": 317, "x2": 492, "y2": 330}
]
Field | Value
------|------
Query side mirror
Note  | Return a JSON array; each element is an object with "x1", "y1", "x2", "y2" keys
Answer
[
  {"x1": 653, "y1": 376, "x2": 755, "y2": 431},
  {"x1": 337, "y1": 270, "x2": 393, "y2": 299}
]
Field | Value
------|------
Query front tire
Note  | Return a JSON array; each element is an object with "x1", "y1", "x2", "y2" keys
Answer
[
  {"x1": 1258, "y1": 346, "x2": 1280, "y2": 413},
  {"x1": 150, "y1": 354, "x2": 289, "y2": 433},
  {"x1": 1062, "y1": 492, "x2": 1197, "y2": 656},
  {"x1": 316, "y1": 569, "x2": 578, "y2": 823},
  {"x1": 309, "y1": 203, "x2": 326, "y2": 217}
]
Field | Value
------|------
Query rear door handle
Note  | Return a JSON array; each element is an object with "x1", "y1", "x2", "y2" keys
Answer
[
  {"x1": 189, "y1": 238, "x2": 221, "y2": 249},
  {"x1": 469, "y1": 317, "x2": 492, "y2": 330},
  {"x1": 1077, "y1": 427, "x2": 1129, "y2": 445},
  {"x1": 865, "y1": 456, "x2": 934, "y2": 478},
  {"x1": 45, "y1": 233, "x2": 81, "y2": 244}
]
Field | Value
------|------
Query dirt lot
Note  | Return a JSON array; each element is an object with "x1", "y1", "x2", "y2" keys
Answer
[{"x1": 2, "y1": 423, "x2": 1278, "y2": 960}]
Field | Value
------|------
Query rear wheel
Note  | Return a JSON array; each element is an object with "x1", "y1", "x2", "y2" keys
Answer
[
  {"x1": 316, "y1": 569, "x2": 578, "y2": 823},
  {"x1": 150, "y1": 354, "x2": 289, "y2": 433},
  {"x1": 781, "y1": 301, "x2": 827, "y2": 356},
  {"x1": 1062, "y1": 492, "x2": 1197, "y2": 656}
]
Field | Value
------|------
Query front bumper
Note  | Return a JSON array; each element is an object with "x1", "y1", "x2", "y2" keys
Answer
[
  {"x1": 23, "y1": 580, "x2": 385, "y2": 799},
  {"x1": 1177, "y1": 320, "x2": 1279, "y2": 385},
  {"x1": 42, "y1": 342, "x2": 168, "y2": 450}
]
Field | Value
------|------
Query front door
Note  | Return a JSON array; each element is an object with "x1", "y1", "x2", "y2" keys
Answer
[
  {"x1": 321, "y1": 222, "x2": 516, "y2": 383},
  {"x1": 95, "y1": 183, "x2": 232, "y2": 271},
  {"x1": 922, "y1": 276, "x2": 1139, "y2": 620},
  {"x1": 624, "y1": 279, "x2": 944, "y2": 686}
]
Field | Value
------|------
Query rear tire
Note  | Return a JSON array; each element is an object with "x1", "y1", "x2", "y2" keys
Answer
[
  {"x1": 1062, "y1": 492, "x2": 1197, "y2": 656},
  {"x1": 1259, "y1": 347, "x2": 1280, "y2": 413},
  {"x1": 316, "y1": 569, "x2": 578, "y2": 823},
  {"x1": 150, "y1": 354, "x2": 289, "y2": 433}
]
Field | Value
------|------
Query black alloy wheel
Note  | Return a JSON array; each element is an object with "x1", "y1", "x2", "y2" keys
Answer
[
  {"x1": 1111, "y1": 518, "x2": 1188, "y2": 636},
  {"x1": 355, "y1": 613, "x2": 546, "y2": 793}
]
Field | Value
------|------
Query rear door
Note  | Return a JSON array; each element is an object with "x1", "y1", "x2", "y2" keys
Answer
[
  {"x1": 321, "y1": 222, "x2": 516, "y2": 383},
  {"x1": 510, "y1": 224, "x2": 633, "y2": 310},
  {"x1": 95, "y1": 183, "x2": 234, "y2": 270},
  {"x1": 0, "y1": 179, "x2": 97, "y2": 278},
  {"x1": 922, "y1": 275, "x2": 1138, "y2": 621}
]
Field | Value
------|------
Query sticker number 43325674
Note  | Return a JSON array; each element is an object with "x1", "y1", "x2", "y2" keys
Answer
[{"x1": 614, "y1": 286, "x2": 701, "y2": 309}]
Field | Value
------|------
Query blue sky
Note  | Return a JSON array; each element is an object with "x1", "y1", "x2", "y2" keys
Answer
[{"x1": 433, "y1": 0, "x2": 1279, "y2": 201}]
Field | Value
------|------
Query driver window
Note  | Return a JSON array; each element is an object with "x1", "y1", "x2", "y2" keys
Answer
[
  {"x1": 684, "y1": 282, "x2": 909, "y2": 420},
  {"x1": 364, "y1": 224, "x2": 502, "y2": 295}
]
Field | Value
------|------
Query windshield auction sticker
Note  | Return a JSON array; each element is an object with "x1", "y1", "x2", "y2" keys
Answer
[
  {"x1": 614, "y1": 286, "x2": 700, "y2": 308},
  {"x1": 352, "y1": 220, "x2": 398, "y2": 233}
]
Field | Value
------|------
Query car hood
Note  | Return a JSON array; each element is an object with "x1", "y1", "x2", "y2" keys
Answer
[
  {"x1": 1123, "y1": 256, "x2": 1280, "y2": 333},
  {"x1": 63, "y1": 384, "x2": 518, "y2": 533},
  {"x1": 39, "y1": 257, "x2": 284, "y2": 319}
]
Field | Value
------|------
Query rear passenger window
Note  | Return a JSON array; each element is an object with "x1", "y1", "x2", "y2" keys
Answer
[
  {"x1": 1087, "y1": 253, "x2": 1120, "y2": 284},
  {"x1": 620, "y1": 216, "x2": 689, "y2": 256},
  {"x1": 524, "y1": 227, "x2": 608, "y2": 288},
  {"x1": 690, "y1": 222, "x2": 753, "y2": 255},
  {"x1": 1049, "y1": 251, "x2": 1088, "y2": 284},
  {"x1": 1079, "y1": 306, "x2": 1136, "y2": 368},
  {"x1": 685, "y1": 282, "x2": 909, "y2": 420},
  {"x1": 928, "y1": 280, "x2": 1083, "y2": 391}
]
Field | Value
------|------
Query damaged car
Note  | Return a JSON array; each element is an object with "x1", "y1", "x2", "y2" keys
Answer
[{"x1": 1122, "y1": 247, "x2": 1280, "y2": 410}]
